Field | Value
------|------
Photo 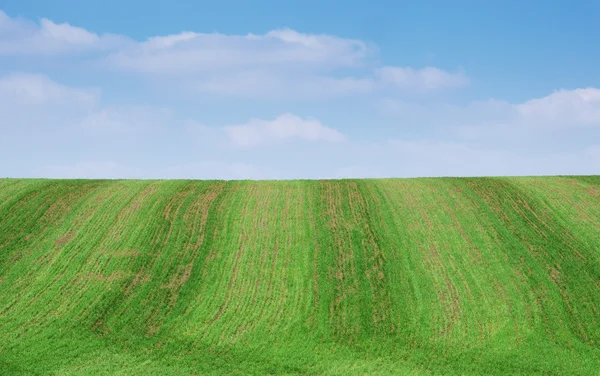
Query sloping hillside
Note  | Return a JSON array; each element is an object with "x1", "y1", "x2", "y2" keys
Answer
[{"x1": 1, "y1": 177, "x2": 600, "y2": 375}]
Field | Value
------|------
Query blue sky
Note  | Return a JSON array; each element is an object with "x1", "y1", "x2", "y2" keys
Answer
[{"x1": 1, "y1": 1, "x2": 599, "y2": 179}]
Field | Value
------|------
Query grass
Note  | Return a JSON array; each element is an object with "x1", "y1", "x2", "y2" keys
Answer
[{"x1": 1, "y1": 176, "x2": 600, "y2": 375}]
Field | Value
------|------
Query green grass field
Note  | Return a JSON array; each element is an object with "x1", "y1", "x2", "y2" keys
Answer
[{"x1": 1, "y1": 177, "x2": 600, "y2": 375}]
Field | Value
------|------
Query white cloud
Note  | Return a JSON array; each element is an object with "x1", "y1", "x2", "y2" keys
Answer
[
  {"x1": 4, "y1": 74, "x2": 596, "y2": 179},
  {"x1": 0, "y1": 73, "x2": 98, "y2": 106},
  {"x1": 0, "y1": 10, "x2": 128, "y2": 55},
  {"x1": 1, "y1": 11, "x2": 468, "y2": 98},
  {"x1": 101, "y1": 24, "x2": 466, "y2": 98},
  {"x1": 108, "y1": 28, "x2": 370, "y2": 74},
  {"x1": 0, "y1": 73, "x2": 99, "y2": 135},
  {"x1": 190, "y1": 68, "x2": 462, "y2": 98},
  {"x1": 296, "y1": 76, "x2": 377, "y2": 96},
  {"x1": 36, "y1": 161, "x2": 139, "y2": 179},
  {"x1": 333, "y1": 87, "x2": 600, "y2": 178},
  {"x1": 517, "y1": 88, "x2": 600, "y2": 128},
  {"x1": 105, "y1": 27, "x2": 384, "y2": 98},
  {"x1": 6, "y1": 12, "x2": 598, "y2": 180},
  {"x1": 377, "y1": 66, "x2": 469, "y2": 91},
  {"x1": 35, "y1": 160, "x2": 265, "y2": 180},
  {"x1": 27, "y1": 139, "x2": 600, "y2": 180},
  {"x1": 192, "y1": 70, "x2": 290, "y2": 97},
  {"x1": 224, "y1": 113, "x2": 345, "y2": 147},
  {"x1": 163, "y1": 161, "x2": 265, "y2": 180},
  {"x1": 109, "y1": 28, "x2": 466, "y2": 97},
  {"x1": 78, "y1": 106, "x2": 172, "y2": 134},
  {"x1": 332, "y1": 139, "x2": 600, "y2": 178},
  {"x1": 382, "y1": 88, "x2": 600, "y2": 132},
  {"x1": 192, "y1": 70, "x2": 376, "y2": 98}
]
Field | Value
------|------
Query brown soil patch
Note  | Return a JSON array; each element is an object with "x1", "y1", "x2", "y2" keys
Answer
[
  {"x1": 91, "y1": 319, "x2": 104, "y2": 331},
  {"x1": 113, "y1": 248, "x2": 140, "y2": 257},
  {"x1": 203, "y1": 222, "x2": 251, "y2": 335},
  {"x1": 55, "y1": 232, "x2": 76, "y2": 247},
  {"x1": 164, "y1": 263, "x2": 193, "y2": 291},
  {"x1": 130, "y1": 202, "x2": 141, "y2": 213},
  {"x1": 125, "y1": 269, "x2": 150, "y2": 295},
  {"x1": 147, "y1": 323, "x2": 160, "y2": 336},
  {"x1": 495, "y1": 279, "x2": 521, "y2": 344},
  {"x1": 75, "y1": 272, "x2": 126, "y2": 284},
  {"x1": 10, "y1": 251, "x2": 23, "y2": 264}
]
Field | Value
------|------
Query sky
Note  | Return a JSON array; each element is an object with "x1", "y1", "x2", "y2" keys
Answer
[{"x1": 1, "y1": 0, "x2": 599, "y2": 179}]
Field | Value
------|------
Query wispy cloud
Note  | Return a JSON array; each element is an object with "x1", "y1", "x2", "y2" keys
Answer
[
  {"x1": 224, "y1": 113, "x2": 345, "y2": 147},
  {"x1": 0, "y1": 72, "x2": 98, "y2": 105},
  {"x1": 0, "y1": 10, "x2": 128, "y2": 55},
  {"x1": 0, "y1": 11, "x2": 469, "y2": 99},
  {"x1": 163, "y1": 161, "x2": 265, "y2": 180},
  {"x1": 106, "y1": 28, "x2": 467, "y2": 97},
  {"x1": 377, "y1": 66, "x2": 469, "y2": 91},
  {"x1": 381, "y1": 88, "x2": 600, "y2": 130},
  {"x1": 333, "y1": 140, "x2": 600, "y2": 178},
  {"x1": 2, "y1": 11, "x2": 598, "y2": 179},
  {"x1": 78, "y1": 106, "x2": 172, "y2": 134},
  {"x1": 517, "y1": 88, "x2": 600, "y2": 128},
  {"x1": 108, "y1": 28, "x2": 370, "y2": 73},
  {"x1": 35, "y1": 161, "x2": 139, "y2": 179},
  {"x1": 35, "y1": 160, "x2": 265, "y2": 180}
]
